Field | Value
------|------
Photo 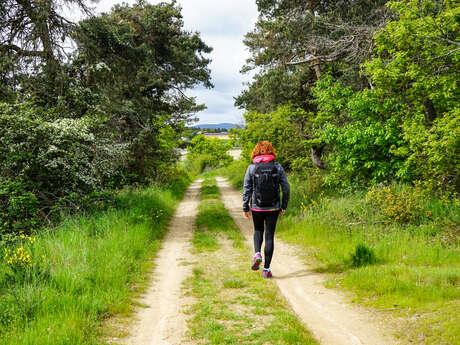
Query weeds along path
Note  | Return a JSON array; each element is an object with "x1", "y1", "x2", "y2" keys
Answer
[
  {"x1": 216, "y1": 176, "x2": 399, "y2": 345},
  {"x1": 123, "y1": 179, "x2": 202, "y2": 345}
]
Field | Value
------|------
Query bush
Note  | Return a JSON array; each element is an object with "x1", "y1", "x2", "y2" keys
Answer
[
  {"x1": 401, "y1": 109, "x2": 460, "y2": 194},
  {"x1": 187, "y1": 135, "x2": 233, "y2": 171},
  {"x1": 0, "y1": 102, "x2": 129, "y2": 238},
  {"x1": 0, "y1": 180, "x2": 41, "y2": 241},
  {"x1": 366, "y1": 184, "x2": 425, "y2": 224},
  {"x1": 234, "y1": 105, "x2": 306, "y2": 170},
  {"x1": 351, "y1": 243, "x2": 377, "y2": 267}
]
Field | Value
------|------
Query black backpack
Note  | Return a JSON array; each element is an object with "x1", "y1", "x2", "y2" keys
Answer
[{"x1": 253, "y1": 161, "x2": 280, "y2": 207}]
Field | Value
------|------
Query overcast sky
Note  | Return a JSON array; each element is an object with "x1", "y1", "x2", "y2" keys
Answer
[{"x1": 93, "y1": 0, "x2": 259, "y2": 125}]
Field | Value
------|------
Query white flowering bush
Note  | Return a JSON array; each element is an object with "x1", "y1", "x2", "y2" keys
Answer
[{"x1": 0, "y1": 102, "x2": 129, "y2": 238}]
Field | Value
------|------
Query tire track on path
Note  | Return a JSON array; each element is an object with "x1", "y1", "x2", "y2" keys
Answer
[
  {"x1": 217, "y1": 176, "x2": 399, "y2": 345},
  {"x1": 123, "y1": 179, "x2": 202, "y2": 345}
]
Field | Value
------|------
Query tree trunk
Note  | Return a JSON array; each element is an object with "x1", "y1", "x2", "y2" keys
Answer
[
  {"x1": 310, "y1": 57, "x2": 327, "y2": 169},
  {"x1": 16, "y1": 0, "x2": 59, "y2": 83},
  {"x1": 313, "y1": 62, "x2": 321, "y2": 81},
  {"x1": 423, "y1": 99, "x2": 437, "y2": 124},
  {"x1": 311, "y1": 145, "x2": 326, "y2": 169}
]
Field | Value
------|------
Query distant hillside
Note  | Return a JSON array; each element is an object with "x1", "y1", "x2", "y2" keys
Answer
[{"x1": 194, "y1": 123, "x2": 240, "y2": 130}]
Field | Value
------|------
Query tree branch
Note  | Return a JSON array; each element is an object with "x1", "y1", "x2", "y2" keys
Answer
[
  {"x1": 432, "y1": 47, "x2": 460, "y2": 60},
  {"x1": 0, "y1": 43, "x2": 46, "y2": 57}
]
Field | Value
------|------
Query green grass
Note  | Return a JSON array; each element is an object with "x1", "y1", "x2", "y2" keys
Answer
[
  {"x1": 194, "y1": 178, "x2": 244, "y2": 252},
  {"x1": 186, "y1": 177, "x2": 318, "y2": 345},
  {"x1": 278, "y1": 192, "x2": 460, "y2": 344},
  {"x1": 201, "y1": 177, "x2": 220, "y2": 200},
  {"x1": 221, "y1": 160, "x2": 460, "y2": 344},
  {"x1": 220, "y1": 159, "x2": 248, "y2": 189},
  {"x1": 0, "y1": 178, "x2": 189, "y2": 345},
  {"x1": 185, "y1": 264, "x2": 318, "y2": 345}
]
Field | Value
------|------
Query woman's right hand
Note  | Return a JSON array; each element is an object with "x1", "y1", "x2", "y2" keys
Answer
[{"x1": 244, "y1": 211, "x2": 251, "y2": 219}]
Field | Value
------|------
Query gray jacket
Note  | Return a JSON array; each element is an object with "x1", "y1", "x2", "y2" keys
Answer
[{"x1": 242, "y1": 161, "x2": 290, "y2": 212}]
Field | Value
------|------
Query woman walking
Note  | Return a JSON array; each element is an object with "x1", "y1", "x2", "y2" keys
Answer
[{"x1": 243, "y1": 141, "x2": 290, "y2": 278}]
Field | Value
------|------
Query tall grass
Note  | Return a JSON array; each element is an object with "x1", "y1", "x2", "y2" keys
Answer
[
  {"x1": 0, "y1": 176, "x2": 190, "y2": 345},
  {"x1": 220, "y1": 159, "x2": 248, "y2": 189}
]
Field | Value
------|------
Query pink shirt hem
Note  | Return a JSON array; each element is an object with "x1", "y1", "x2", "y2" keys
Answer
[{"x1": 251, "y1": 208, "x2": 280, "y2": 212}]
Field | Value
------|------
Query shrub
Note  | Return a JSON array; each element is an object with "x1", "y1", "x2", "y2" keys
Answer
[
  {"x1": 234, "y1": 105, "x2": 306, "y2": 170},
  {"x1": 0, "y1": 102, "x2": 129, "y2": 238},
  {"x1": 351, "y1": 243, "x2": 376, "y2": 267},
  {"x1": 366, "y1": 185, "x2": 424, "y2": 224},
  {"x1": 0, "y1": 180, "x2": 41, "y2": 241},
  {"x1": 187, "y1": 135, "x2": 233, "y2": 170}
]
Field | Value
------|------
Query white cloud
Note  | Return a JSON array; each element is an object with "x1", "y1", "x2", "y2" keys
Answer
[
  {"x1": 92, "y1": 0, "x2": 258, "y2": 124},
  {"x1": 177, "y1": 0, "x2": 258, "y2": 125}
]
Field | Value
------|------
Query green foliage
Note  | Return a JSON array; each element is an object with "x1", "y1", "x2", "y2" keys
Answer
[
  {"x1": 363, "y1": 0, "x2": 460, "y2": 191},
  {"x1": 0, "y1": 103, "x2": 128, "y2": 239},
  {"x1": 0, "y1": 0, "x2": 213, "y2": 236},
  {"x1": 235, "y1": 105, "x2": 309, "y2": 170},
  {"x1": 0, "y1": 105, "x2": 128, "y2": 193},
  {"x1": 0, "y1": 181, "x2": 40, "y2": 238},
  {"x1": 351, "y1": 244, "x2": 377, "y2": 267},
  {"x1": 313, "y1": 79, "x2": 408, "y2": 185},
  {"x1": 236, "y1": 0, "x2": 459, "y2": 195},
  {"x1": 187, "y1": 135, "x2": 233, "y2": 170},
  {"x1": 235, "y1": 69, "x2": 313, "y2": 113},
  {"x1": 400, "y1": 108, "x2": 460, "y2": 194},
  {"x1": 366, "y1": 185, "x2": 426, "y2": 224},
  {"x1": 239, "y1": 0, "x2": 390, "y2": 111},
  {"x1": 70, "y1": 2, "x2": 212, "y2": 181}
]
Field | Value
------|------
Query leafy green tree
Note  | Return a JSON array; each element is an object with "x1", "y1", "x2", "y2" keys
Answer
[
  {"x1": 238, "y1": 0, "x2": 393, "y2": 168},
  {"x1": 308, "y1": 0, "x2": 459, "y2": 191},
  {"x1": 235, "y1": 69, "x2": 315, "y2": 113},
  {"x1": 314, "y1": 79, "x2": 408, "y2": 185},
  {"x1": 188, "y1": 134, "x2": 232, "y2": 159},
  {"x1": 187, "y1": 134, "x2": 233, "y2": 169},
  {"x1": 363, "y1": 0, "x2": 459, "y2": 191},
  {"x1": 71, "y1": 1, "x2": 213, "y2": 180},
  {"x1": 73, "y1": 1, "x2": 212, "y2": 123},
  {"x1": 235, "y1": 105, "x2": 309, "y2": 170}
]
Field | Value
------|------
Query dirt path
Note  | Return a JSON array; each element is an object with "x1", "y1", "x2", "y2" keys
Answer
[
  {"x1": 122, "y1": 179, "x2": 202, "y2": 345},
  {"x1": 216, "y1": 176, "x2": 399, "y2": 345},
  {"x1": 228, "y1": 149, "x2": 242, "y2": 160}
]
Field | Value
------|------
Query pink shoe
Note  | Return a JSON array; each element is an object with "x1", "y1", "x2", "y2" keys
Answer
[
  {"x1": 251, "y1": 252, "x2": 262, "y2": 270},
  {"x1": 262, "y1": 268, "x2": 272, "y2": 278}
]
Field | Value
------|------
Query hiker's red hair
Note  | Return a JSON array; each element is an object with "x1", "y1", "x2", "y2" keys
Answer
[{"x1": 251, "y1": 141, "x2": 277, "y2": 160}]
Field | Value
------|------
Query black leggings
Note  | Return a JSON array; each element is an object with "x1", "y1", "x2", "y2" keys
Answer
[{"x1": 252, "y1": 210, "x2": 280, "y2": 269}]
